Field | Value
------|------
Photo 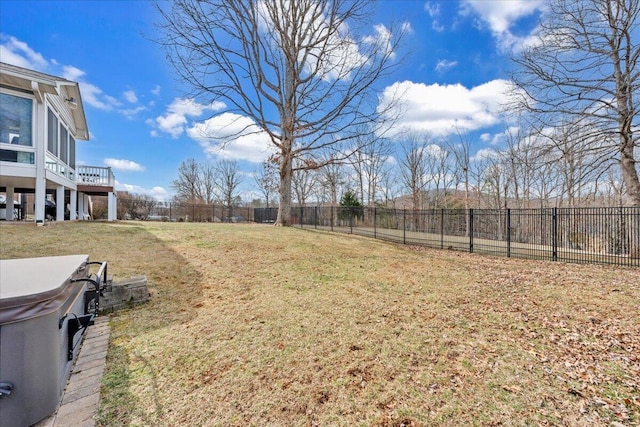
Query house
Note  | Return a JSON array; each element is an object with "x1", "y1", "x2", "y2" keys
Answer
[{"x1": 0, "y1": 62, "x2": 117, "y2": 222}]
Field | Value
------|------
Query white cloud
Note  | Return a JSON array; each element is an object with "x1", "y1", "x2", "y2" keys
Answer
[
  {"x1": 472, "y1": 147, "x2": 499, "y2": 162},
  {"x1": 425, "y1": 143, "x2": 447, "y2": 159},
  {"x1": 401, "y1": 22, "x2": 414, "y2": 35},
  {"x1": 0, "y1": 34, "x2": 48, "y2": 70},
  {"x1": 151, "y1": 85, "x2": 161, "y2": 96},
  {"x1": 461, "y1": 0, "x2": 545, "y2": 52},
  {"x1": 462, "y1": 0, "x2": 542, "y2": 33},
  {"x1": 123, "y1": 90, "x2": 138, "y2": 103},
  {"x1": 1, "y1": 35, "x2": 128, "y2": 113},
  {"x1": 115, "y1": 181, "x2": 168, "y2": 201},
  {"x1": 62, "y1": 65, "x2": 85, "y2": 81},
  {"x1": 61, "y1": 65, "x2": 121, "y2": 111},
  {"x1": 425, "y1": 2, "x2": 440, "y2": 18},
  {"x1": 153, "y1": 98, "x2": 227, "y2": 138},
  {"x1": 78, "y1": 82, "x2": 121, "y2": 111},
  {"x1": 104, "y1": 158, "x2": 145, "y2": 172},
  {"x1": 256, "y1": 2, "x2": 396, "y2": 81},
  {"x1": 435, "y1": 59, "x2": 458, "y2": 72},
  {"x1": 363, "y1": 24, "x2": 396, "y2": 60},
  {"x1": 483, "y1": 126, "x2": 521, "y2": 146},
  {"x1": 119, "y1": 105, "x2": 147, "y2": 120},
  {"x1": 425, "y1": 2, "x2": 444, "y2": 32},
  {"x1": 379, "y1": 79, "x2": 515, "y2": 137},
  {"x1": 187, "y1": 112, "x2": 276, "y2": 163}
]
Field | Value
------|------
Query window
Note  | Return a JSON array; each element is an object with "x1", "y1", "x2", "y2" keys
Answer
[
  {"x1": 0, "y1": 149, "x2": 34, "y2": 164},
  {"x1": 0, "y1": 93, "x2": 33, "y2": 146},
  {"x1": 69, "y1": 136, "x2": 76, "y2": 169},
  {"x1": 60, "y1": 123, "x2": 68, "y2": 164},
  {"x1": 47, "y1": 108, "x2": 58, "y2": 155}
]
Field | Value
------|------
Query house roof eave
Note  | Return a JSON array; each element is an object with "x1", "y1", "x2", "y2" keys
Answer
[{"x1": 0, "y1": 62, "x2": 90, "y2": 141}]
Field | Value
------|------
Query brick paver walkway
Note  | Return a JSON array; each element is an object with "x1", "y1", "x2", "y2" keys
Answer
[{"x1": 35, "y1": 315, "x2": 110, "y2": 427}]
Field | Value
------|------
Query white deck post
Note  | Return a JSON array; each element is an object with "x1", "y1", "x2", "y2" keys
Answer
[
  {"x1": 69, "y1": 190, "x2": 77, "y2": 220},
  {"x1": 5, "y1": 187, "x2": 14, "y2": 221},
  {"x1": 35, "y1": 179, "x2": 46, "y2": 224},
  {"x1": 108, "y1": 192, "x2": 117, "y2": 221},
  {"x1": 77, "y1": 193, "x2": 85, "y2": 220},
  {"x1": 56, "y1": 185, "x2": 65, "y2": 221},
  {"x1": 34, "y1": 100, "x2": 46, "y2": 224}
]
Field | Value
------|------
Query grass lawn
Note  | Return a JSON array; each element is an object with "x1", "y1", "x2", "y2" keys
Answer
[{"x1": 1, "y1": 221, "x2": 639, "y2": 426}]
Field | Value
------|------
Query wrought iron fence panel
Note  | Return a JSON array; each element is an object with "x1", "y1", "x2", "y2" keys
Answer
[{"x1": 254, "y1": 206, "x2": 639, "y2": 267}]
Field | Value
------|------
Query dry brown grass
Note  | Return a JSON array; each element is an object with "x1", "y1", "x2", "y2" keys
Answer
[{"x1": 1, "y1": 221, "x2": 638, "y2": 426}]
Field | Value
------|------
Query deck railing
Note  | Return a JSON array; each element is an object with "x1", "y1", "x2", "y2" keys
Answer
[
  {"x1": 76, "y1": 166, "x2": 115, "y2": 187},
  {"x1": 45, "y1": 155, "x2": 75, "y2": 182}
]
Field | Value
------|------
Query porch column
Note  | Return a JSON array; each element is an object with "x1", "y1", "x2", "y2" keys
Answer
[
  {"x1": 34, "y1": 94, "x2": 46, "y2": 224},
  {"x1": 5, "y1": 187, "x2": 14, "y2": 221},
  {"x1": 35, "y1": 178, "x2": 46, "y2": 224},
  {"x1": 78, "y1": 193, "x2": 85, "y2": 220},
  {"x1": 107, "y1": 192, "x2": 117, "y2": 221},
  {"x1": 70, "y1": 189, "x2": 77, "y2": 220},
  {"x1": 56, "y1": 185, "x2": 64, "y2": 221}
]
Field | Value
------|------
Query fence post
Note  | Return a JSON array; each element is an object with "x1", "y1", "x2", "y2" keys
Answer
[
  {"x1": 300, "y1": 206, "x2": 304, "y2": 229},
  {"x1": 507, "y1": 208, "x2": 511, "y2": 258},
  {"x1": 552, "y1": 207, "x2": 558, "y2": 261},
  {"x1": 331, "y1": 206, "x2": 334, "y2": 232},
  {"x1": 169, "y1": 203, "x2": 172, "y2": 222},
  {"x1": 315, "y1": 206, "x2": 318, "y2": 229},
  {"x1": 440, "y1": 208, "x2": 444, "y2": 249},
  {"x1": 469, "y1": 208, "x2": 474, "y2": 253},
  {"x1": 350, "y1": 207, "x2": 353, "y2": 234},
  {"x1": 374, "y1": 207, "x2": 377, "y2": 239},
  {"x1": 403, "y1": 209, "x2": 406, "y2": 245}
]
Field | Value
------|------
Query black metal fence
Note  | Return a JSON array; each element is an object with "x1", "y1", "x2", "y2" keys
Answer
[
  {"x1": 145, "y1": 203, "x2": 254, "y2": 223},
  {"x1": 254, "y1": 206, "x2": 640, "y2": 267}
]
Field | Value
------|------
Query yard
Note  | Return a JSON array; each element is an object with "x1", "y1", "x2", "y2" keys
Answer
[{"x1": 1, "y1": 221, "x2": 638, "y2": 426}]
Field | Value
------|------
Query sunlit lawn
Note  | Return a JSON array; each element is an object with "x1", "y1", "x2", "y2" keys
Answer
[{"x1": 1, "y1": 221, "x2": 638, "y2": 426}]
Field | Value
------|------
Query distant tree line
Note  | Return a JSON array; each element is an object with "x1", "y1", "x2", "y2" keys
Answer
[
  {"x1": 171, "y1": 158, "x2": 243, "y2": 207},
  {"x1": 117, "y1": 192, "x2": 158, "y2": 220},
  {"x1": 171, "y1": 124, "x2": 633, "y2": 210},
  {"x1": 164, "y1": 0, "x2": 639, "y2": 214}
]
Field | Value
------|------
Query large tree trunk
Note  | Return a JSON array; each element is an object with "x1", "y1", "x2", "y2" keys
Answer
[
  {"x1": 620, "y1": 134, "x2": 640, "y2": 259},
  {"x1": 620, "y1": 142, "x2": 640, "y2": 207},
  {"x1": 276, "y1": 149, "x2": 293, "y2": 226}
]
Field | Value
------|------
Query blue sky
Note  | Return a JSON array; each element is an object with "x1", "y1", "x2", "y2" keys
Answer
[{"x1": 0, "y1": 0, "x2": 544, "y2": 201}]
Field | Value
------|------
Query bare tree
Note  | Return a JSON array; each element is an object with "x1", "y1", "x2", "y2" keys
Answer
[
  {"x1": 482, "y1": 160, "x2": 509, "y2": 210},
  {"x1": 350, "y1": 135, "x2": 392, "y2": 206},
  {"x1": 214, "y1": 160, "x2": 243, "y2": 209},
  {"x1": 447, "y1": 132, "x2": 474, "y2": 209},
  {"x1": 172, "y1": 159, "x2": 202, "y2": 203},
  {"x1": 254, "y1": 159, "x2": 279, "y2": 208},
  {"x1": 502, "y1": 128, "x2": 536, "y2": 208},
  {"x1": 117, "y1": 192, "x2": 158, "y2": 220},
  {"x1": 318, "y1": 162, "x2": 345, "y2": 206},
  {"x1": 602, "y1": 169, "x2": 627, "y2": 207},
  {"x1": 379, "y1": 168, "x2": 401, "y2": 208},
  {"x1": 423, "y1": 142, "x2": 451, "y2": 208},
  {"x1": 172, "y1": 158, "x2": 217, "y2": 203},
  {"x1": 199, "y1": 162, "x2": 217, "y2": 204},
  {"x1": 291, "y1": 163, "x2": 317, "y2": 207},
  {"x1": 157, "y1": 0, "x2": 404, "y2": 226},
  {"x1": 398, "y1": 132, "x2": 430, "y2": 211},
  {"x1": 511, "y1": 0, "x2": 640, "y2": 206},
  {"x1": 531, "y1": 153, "x2": 563, "y2": 208}
]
